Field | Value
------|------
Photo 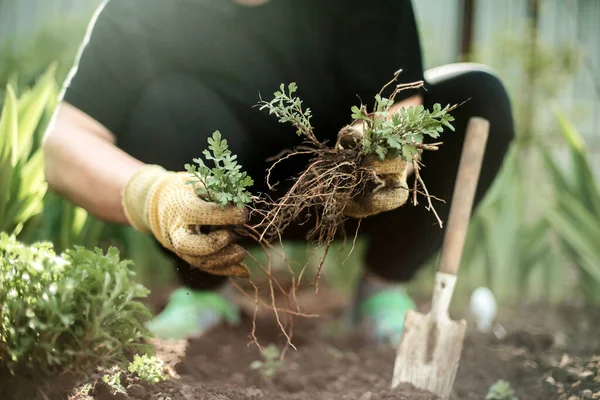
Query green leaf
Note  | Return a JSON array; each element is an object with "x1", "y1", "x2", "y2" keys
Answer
[
  {"x1": 1, "y1": 150, "x2": 47, "y2": 233},
  {"x1": 0, "y1": 85, "x2": 19, "y2": 220},
  {"x1": 16, "y1": 63, "x2": 57, "y2": 160},
  {"x1": 401, "y1": 145, "x2": 418, "y2": 162},
  {"x1": 553, "y1": 106, "x2": 584, "y2": 152},
  {"x1": 547, "y1": 196, "x2": 600, "y2": 284},
  {"x1": 552, "y1": 107, "x2": 600, "y2": 219},
  {"x1": 186, "y1": 131, "x2": 253, "y2": 208}
]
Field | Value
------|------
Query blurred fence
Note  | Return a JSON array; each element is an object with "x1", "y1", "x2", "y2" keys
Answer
[{"x1": 414, "y1": 0, "x2": 600, "y2": 171}]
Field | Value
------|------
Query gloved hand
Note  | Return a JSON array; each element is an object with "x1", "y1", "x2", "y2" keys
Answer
[
  {"x1": 336, "y1": 125, "x2": 410, "y2": 218},
  {"x1": 122, "y1": 164, "x2": 250, "y2": 278}
]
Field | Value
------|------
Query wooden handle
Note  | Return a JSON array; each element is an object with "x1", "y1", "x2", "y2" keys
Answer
[{"x1": 438, "y1": 117, "x2": 490, "y2": 275}]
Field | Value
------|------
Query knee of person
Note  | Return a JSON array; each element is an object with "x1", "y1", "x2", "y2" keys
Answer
[
  {"x1": 465, "y1": 65, "x2": 508, "y2": 98},
  {"x1": 430, "y1": 62, "x2": 507, "y2": 91},
  {"x1": 430, "y1": 63, "x2": 511, "y2": 113},
  {"x1": 425, "y1": 62, "x2": 497, "y2": 82}
]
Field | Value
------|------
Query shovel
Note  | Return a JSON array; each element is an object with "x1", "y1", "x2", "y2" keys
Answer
[{"x1": 390, "y1": 116, "x2": 490, "y2": 399}]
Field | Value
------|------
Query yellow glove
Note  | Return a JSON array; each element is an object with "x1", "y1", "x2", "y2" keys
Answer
[
  {"x1": 122, "y1": 165, "x2": 250, "y2": 278},
  {"x1": 336, "y1": 126, "x2": 410, "y2": 219}
]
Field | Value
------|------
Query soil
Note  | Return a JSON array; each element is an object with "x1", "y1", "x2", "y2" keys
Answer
[{"x1": 2, "y1": 283, "x2": 600, "y2": 400}]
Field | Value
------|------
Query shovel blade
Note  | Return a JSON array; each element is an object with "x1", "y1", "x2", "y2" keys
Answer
[{"x1": 391, "y1": 309, "x2": 467, "y2": 400}]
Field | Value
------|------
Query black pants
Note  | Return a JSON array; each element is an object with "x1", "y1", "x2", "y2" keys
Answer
[{"x1": 125, "y1": 63, "x2": 514, "y2": 290}]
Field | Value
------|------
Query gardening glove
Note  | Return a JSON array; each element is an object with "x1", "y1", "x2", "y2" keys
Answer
[
  {"x1": 335, "y1": 125, "x2": 410, "y2": 219},
  {"x1": 122, "y1": 164, "x2": 250, "y2": 278}
]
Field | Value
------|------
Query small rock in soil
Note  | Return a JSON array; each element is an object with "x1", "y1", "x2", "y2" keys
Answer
[
  {"x1": 126, "y1": 383, "x2": 147, "y2": 399},
  {"x1": 91, "y1": 381, "x2": 128, "y2": 400},
  {"x1": 545, "y1": 354, "x2": 600, "y2": 400},
  {"x1": 359, "y1": 391, "x2": 372, "y2": 400}
]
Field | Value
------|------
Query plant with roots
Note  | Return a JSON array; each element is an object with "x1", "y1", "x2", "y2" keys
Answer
[
  {"x1": 251, "y1": 70, "x2": 458, "y2": 291},
  {"x1": 185, "y1": 132, "x2": 315, "y2": 355},
  {"x1": 181, "y1": 72, "x2": 459, "y2": 355}
]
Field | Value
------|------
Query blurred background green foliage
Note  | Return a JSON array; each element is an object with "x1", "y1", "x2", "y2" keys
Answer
[{"x1": 1, "y1": 0, "x2": 599, "y2": 308}]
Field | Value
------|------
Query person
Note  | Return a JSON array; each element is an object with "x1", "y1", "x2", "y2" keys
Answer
[{"x1": 43, "y1": 0, "x2": 514, "y2": 344}]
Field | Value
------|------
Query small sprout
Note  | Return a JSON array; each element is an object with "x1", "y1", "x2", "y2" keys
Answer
[
  {"x1": 486, "y1": 379, "x2": 519, "y2": 400},
  {"x1": 257, "y1": 82, "x2": 315, "y2": 141},
  {"x1": 102, "y1": 371, "x2": 127, "y2": 394},
  {"x1": 249, "y1": 344, "x2": 283, "y2": 380},
  {"x1": 68, "y1": 383, "x2": 93, "y2": 400},
  {"x1": 185, "y1": 130, "x2": 254, "y2": 209},
  {"x1": 127, "y1": 354, "x2": 169, "y2": 384}
]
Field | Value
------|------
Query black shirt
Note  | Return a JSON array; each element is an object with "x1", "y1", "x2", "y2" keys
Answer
[{"x1": 62, "y1": 0, "x2": 424, "y2": 170}]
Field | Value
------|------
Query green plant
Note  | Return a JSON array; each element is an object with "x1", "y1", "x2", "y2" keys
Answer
[
  {"x1": 25, "y1": 191, "x2": 107, "y2": 254},
  {"x1": 486, "y1": 379, "x2": 518, "y2": 400},
  {"x1": 259, "y1": 77, "x2": 456, "y2": 163},
  {"x1": 258, "y1": 82, "x2": 314, "y2": 140},
  {"x1": 68, "y1": 383, "x2": 93, "y2": 400},
  {"x1": 0, "y1": 65, "x2": 56, "y2": 236},
  {"x1": 543, "y1": 108, "x2": 600, "y2": 305},
  {"x1": 185, "y1": 130, "x2": 254, "y2": 208},
  {"x1": 0, "y1": 63, "x2": 110, "y2": 255},
  {"x1": 249, "y1": 344, "x2": 283, "y2": 380},
  {"x1": 0, "y1": 233, "x2": 154, "y2": 377},
  {"x1": 434, "y1": 14, "x2": 588, "y2": 307},
  {"x1": 253, "y1": 74, "x2": 456, "y2": 252},
  {"x1": 350, "y1": 96, "x2": 455, "y2": 162},
  {"x1": 127, "y1": 353, "x2": 169, "y2": 384},
  {"x1": 102, "y1": 371, "x2": 127, "y2": 394}
]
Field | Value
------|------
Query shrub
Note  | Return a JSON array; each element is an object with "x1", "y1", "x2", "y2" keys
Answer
[{"x1": 0, "y1": 233, "x2": 153, "y2": 377}]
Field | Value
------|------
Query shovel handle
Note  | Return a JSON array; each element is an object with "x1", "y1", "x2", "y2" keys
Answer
[{"x1": 438, "y1": 117, "x2": 490, "y2": 276}]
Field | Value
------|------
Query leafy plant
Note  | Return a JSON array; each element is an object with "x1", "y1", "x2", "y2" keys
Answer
[
  {"x1": 68, "y1": 383, "x2": 93, "y2": 400},
  {"x1": 258, "y1": 82, "x2": 314, "y2": 140},
  {"x1": 185, "y1": 130, "x2": 254, "y2": 208},
  {"x1": 249, "y1": 344, "x2": 283, "y2": 380},
  {"x1": 351, "y1": 97, "x2": 455, "y2": 162},
  {"x1": 259, "y1": 78, "x2": 456, "y2": 163},
  {"x1": 0, "y1": 233, "x2": 154, "y2": 377},
  {"x1": 486, "y1": 379, "x2": 519, "y2": 400},
  {"x1": 102, "y1": 371, "x2": 127, "y2": 394},
  {"x1": 0, "y1": 65, "x2": 57, "y2": 236},
  {"x1": 127, "y1": 353, "x2": 169, "y2": 384},
  {"x1": 543, "y1": 107, "x2": 600, "y2": 305},
  {"x1": 425, "y1": 15, "x2": 589, "y2": 307}
]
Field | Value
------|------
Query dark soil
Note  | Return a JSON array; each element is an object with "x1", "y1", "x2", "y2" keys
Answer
[{"x1": 3, "y1": 285, "x2": 600, "y2": 400}]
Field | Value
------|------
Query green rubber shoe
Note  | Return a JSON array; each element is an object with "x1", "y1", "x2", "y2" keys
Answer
[
  {"x1": 146, "y1": 287, "x2": 240, "y2": 340},
  {"x1": 354, "y1": 288, "x2": 417, "y2": 345}
]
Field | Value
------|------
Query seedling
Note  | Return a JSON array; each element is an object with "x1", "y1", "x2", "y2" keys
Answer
[
  {"x1": 185, "y1": 130, "x2": 254, "y2": 209},
  {"x1": 102, "y1": 371, "x2": 126, "y2": 394},
  {"x1": 249, "y1": 344, "x2": 283, "y2": 380},
  {"x1": 486, "y1": 379, "x2": 519, "y2": 400},
  {"x1": 68, "y1": 383, "x2": 93, "y2": 400},
  {"x1": 127, "y1": 354, "x2": 169, "y2": 384}
]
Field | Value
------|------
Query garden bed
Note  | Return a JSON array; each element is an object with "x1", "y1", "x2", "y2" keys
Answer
[{"x1": 5, "y1": 281, "x2": 598, "y2": 400}]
